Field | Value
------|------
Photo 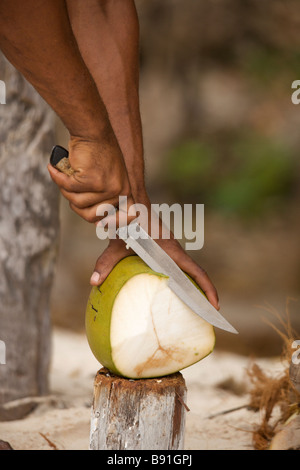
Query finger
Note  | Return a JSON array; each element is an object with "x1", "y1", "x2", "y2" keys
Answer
[
  {"x1": 96, "y1": 195, "x2": 137, "y2": 229},
  {"x1": 180, "y1": 260, "x2": 220, "y2": 310},
  {"x1": 69, "y1": 193, "x2": 137, "y2": 224},
  {"x1": 162, "y1": 246, "x2": 220, "y2": 310},
  {"x1": 48, "y1": 164, "x2": 96, "y2": 193},
  {"x1": 190, "y1": 267, "x2": 219, "y2": 310},
  {"x1": 90, "y1": 241, "x2": 134, "y2": 286},
  {"x1": 69, "y1": 201, "x2": 117, "y2": 224},
  {"x1": 60, "y1": 188, "x2": 111, "y2": 210},
  {"x1": 69, "y1": 194, "x2": 129, "y2": 223},
  {"x1": 48, "y1": 164, "x2": 79, "y2": 192},
  {"x1": 97, "y1": 209, "x2": 137, "y2": 232}
]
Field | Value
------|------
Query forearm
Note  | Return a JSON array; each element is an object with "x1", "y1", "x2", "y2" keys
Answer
[
  {"x1": 0, "y1": 0, "x2": 115, "y2": 142},
  {"x1": 66, "y1": 0, "x2": 147, "y2": 202}
]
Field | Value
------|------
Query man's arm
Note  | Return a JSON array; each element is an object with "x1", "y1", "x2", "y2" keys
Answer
[
  {"x1": 66, "y1": 0, "x2": 146, "y2": 204},
  {"x1": 0, "y1": 0, "x2": 133, "y2": 220},
  {"x1": 66, "y1": 0, "x2": 219, "y2": 309}
]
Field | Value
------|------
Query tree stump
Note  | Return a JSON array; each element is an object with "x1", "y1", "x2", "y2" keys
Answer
[{"x1": 90, "y1": 368, "x2": 188, "y2": 450}]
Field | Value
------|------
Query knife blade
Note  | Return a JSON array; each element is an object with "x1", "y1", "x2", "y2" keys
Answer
[
  {"x1": 50, "y1": 145, "x2": 238, "y2": 334},
  {"x1": 118, "y1": 223, "x2": 238, "y2": 334}
]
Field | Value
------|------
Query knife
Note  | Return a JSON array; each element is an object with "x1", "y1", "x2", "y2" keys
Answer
[
  {"x1": 117, "y1": 223, "x2": 238, "y2": 334},
  {"x1": 50, "y1": 145, "x2": 238, "y2": 335}
]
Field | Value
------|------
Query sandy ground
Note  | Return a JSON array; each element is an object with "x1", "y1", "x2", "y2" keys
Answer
[{"x1": 0, "y1": 328, "x2": 286, "y2": 451}]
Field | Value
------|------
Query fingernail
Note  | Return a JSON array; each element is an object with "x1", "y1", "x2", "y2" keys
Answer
[{"x1": 90, "y1": 272, "x2": 100, "y2": 284}]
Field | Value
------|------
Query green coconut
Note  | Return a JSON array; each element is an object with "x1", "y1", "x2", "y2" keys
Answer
[{"x1": 85, "y1": 255, "x2": 215, "y2": 379}]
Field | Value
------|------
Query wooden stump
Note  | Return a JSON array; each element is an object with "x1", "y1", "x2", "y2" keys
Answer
[{"x1": 90, "y1": 368, "x2": 188, "y2": 450}]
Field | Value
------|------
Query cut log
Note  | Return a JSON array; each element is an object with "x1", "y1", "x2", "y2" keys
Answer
[{"x1": 90, "y1": 367, "x2": 187, "y2": 450}]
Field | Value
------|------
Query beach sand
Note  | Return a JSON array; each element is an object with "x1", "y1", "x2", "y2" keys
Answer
[{"x1": 0, "y1": 328, "x2": 285, "y2": 450}]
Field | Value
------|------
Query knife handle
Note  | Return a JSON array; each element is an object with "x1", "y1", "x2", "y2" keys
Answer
[{"x1": 50, "y1": 145, "x2": 75, "y2": 176}]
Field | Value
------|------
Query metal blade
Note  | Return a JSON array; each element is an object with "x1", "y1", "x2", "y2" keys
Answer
[{"x1": 117, "y1": 222, "x2": 238, "y2": 334}]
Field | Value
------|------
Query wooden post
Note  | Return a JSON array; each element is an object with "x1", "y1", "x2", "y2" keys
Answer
[{"x1": 90, "y1": 368, "x2": 188, "y2": 450}]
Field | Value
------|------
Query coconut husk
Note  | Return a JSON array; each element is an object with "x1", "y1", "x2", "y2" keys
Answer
[{"x1": 246, "y1": 300, "x2": 300, "y2": 450}]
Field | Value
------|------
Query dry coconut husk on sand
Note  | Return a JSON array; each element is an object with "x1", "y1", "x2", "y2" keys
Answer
[{"x1": 246, "y1": 303, "x2": 300, "y2": 450}]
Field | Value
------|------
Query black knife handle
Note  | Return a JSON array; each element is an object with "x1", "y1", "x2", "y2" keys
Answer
[
  {"x1": 50, "y1": 145, "x2": 74, "y2": 175},
  {"x1": 50, "y1": 145, "x2": 69, "y2": 166}
]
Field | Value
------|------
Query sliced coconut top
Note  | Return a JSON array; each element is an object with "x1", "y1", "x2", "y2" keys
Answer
[{"x1": 110, "y1": 274, "x2": 215, "y2": 379}]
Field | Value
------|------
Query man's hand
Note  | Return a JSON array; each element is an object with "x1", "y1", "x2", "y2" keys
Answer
[
  {"x1": 47, "y1": 136, "x2": 134, "y2": 224},
  {"x1": 90, "y1": 236, "x2": 220, "y2": 311},
  {"x1": 91, "y1": 195, "x2": 219, "y2": 311}
]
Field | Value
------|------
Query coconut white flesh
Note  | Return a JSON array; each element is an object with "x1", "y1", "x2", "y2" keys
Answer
[{"x1": 110, "y1": 273, "x2": 215, "y2": 378}]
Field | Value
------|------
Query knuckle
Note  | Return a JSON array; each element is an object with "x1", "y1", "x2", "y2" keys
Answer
[
  {"x1": 69, "y1": 200, "x2": 97, "y2": 224},
  {"x1": 111, "y1": 179, "x2": 123, "y2": 197},
  {"x1": 72, "y1": 199, "x2": 86, "y2": 209},
  {"x1": 85, "y1": 213, "x2": 97, "y2": 224},
  {"x1": 121, "y1": 180, "x2": 132, "y2": 197},
  {"x1": 109, "y1": 173, "x2": 130, "y2": 198},
  {"x1": 83, "y1": 214, "x2": 93, "y2": 223}
]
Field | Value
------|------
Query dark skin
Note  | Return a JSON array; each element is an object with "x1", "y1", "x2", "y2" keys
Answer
[
  {"x1": 0, "y1": 0, "x2": 134, "y2": 216},
  {"x1": 0, "y1": 0, "x2": 219, "y2": 310}
]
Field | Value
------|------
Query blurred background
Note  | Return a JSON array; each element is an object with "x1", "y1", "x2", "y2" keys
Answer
[{"x1": 51, "y1": 0, "x2": 300, "y2": 357}]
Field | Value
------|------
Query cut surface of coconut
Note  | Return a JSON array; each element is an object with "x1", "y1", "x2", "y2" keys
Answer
[
  {"x1": 85, "y1": 256, "x2": 215, "y2": 379},
  {"x1": 111, "y1": 274, "x2": 214, "y2": 378}
]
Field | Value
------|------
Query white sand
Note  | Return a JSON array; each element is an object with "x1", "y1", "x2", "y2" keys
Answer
[{"x1": 0, "y1": 328, "x2": 285, "y2": 450}]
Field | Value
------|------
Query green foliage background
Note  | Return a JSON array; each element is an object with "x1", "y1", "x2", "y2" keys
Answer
[{"x1": 138, "y1": 0, "x2": 300, "y2": 221}]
